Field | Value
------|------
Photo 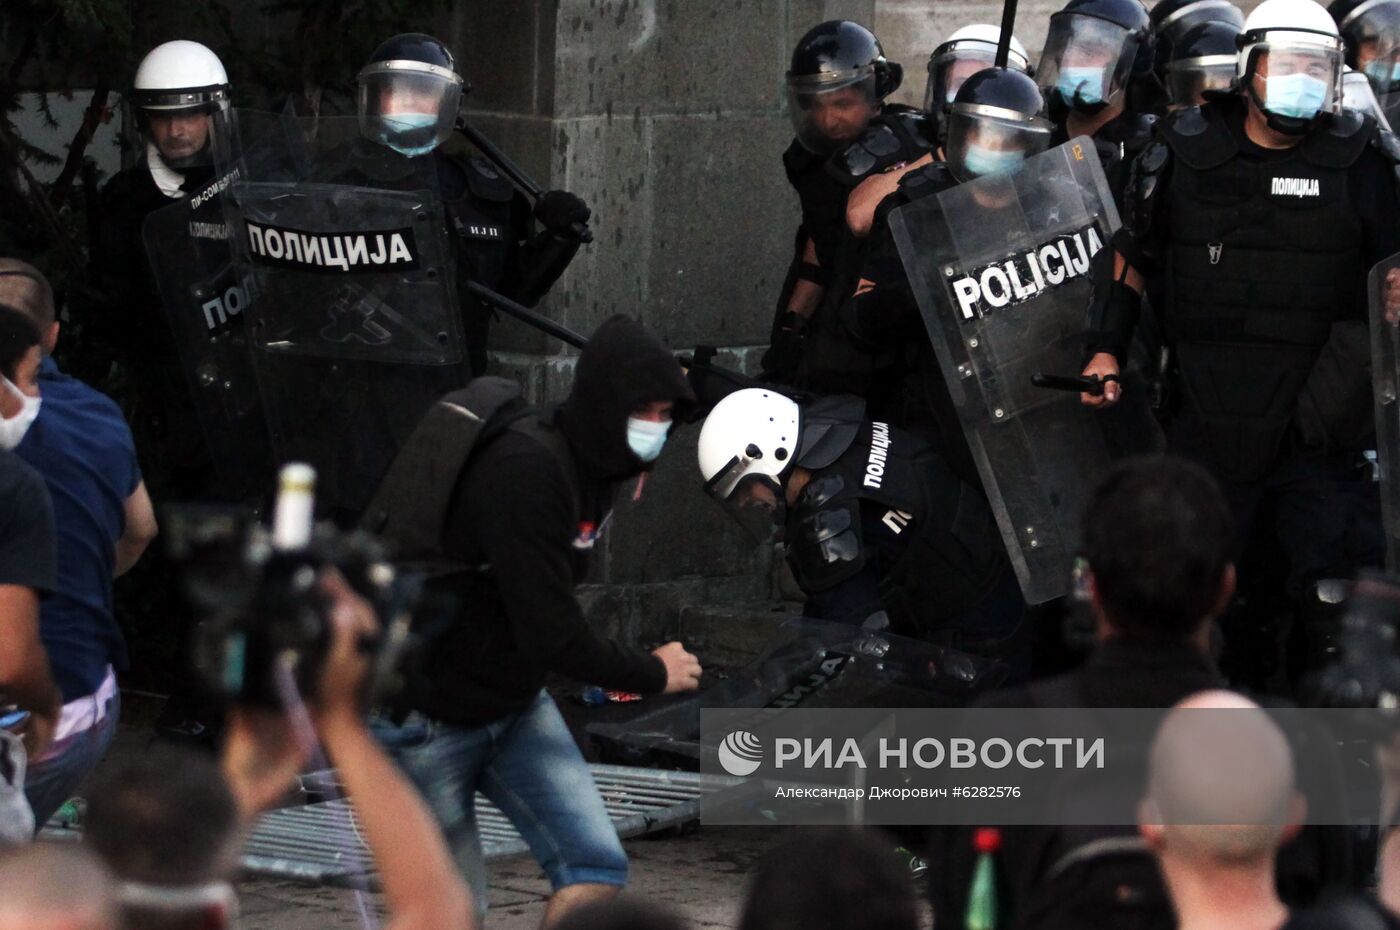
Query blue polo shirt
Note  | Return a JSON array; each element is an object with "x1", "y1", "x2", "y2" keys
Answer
[{"x1": 15, "y1": 357, "x2": 141, "y2": 702}]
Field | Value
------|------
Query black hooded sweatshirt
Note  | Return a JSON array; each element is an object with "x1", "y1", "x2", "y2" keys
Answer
[{"x1": 430, "y1": 316, "x2": 695, "y2": 725}]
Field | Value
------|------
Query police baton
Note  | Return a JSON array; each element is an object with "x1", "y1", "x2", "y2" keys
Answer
[
  {"x1": 453, "y1": 117, "x2": 595, "y2": 245},
  {"x1": 1031, "y1": 372, "x2": 1119, "y2": 396},
  {"x1": 464, "y1": 280, "x2": 588, "y2": 349}
]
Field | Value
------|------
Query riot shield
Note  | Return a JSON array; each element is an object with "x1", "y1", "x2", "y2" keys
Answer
[
  {"x1": 889, "y1": 138, "x2": 1160, "y2": 605},
  {"x1": 219, "y1": 111, "x2": 469, "y2": 516},
  {"x1": 142, "y1": 177, "x2": 273, "y2": 502},
  {"x1": 1370, "y1": 253, "x2": 1400, "y2": 570},
  {"x1": 586, "y1": 616, "x2": 1009, "y2": 770}
]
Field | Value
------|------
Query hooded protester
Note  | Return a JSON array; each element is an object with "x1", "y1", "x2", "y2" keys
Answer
[{"x1": 367, "y1": 314, "x2": 702, "y2": 926}]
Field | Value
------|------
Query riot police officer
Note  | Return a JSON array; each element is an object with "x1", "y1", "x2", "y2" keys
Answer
[
  {"x1": 764, "y1": 21, "x2": 932, "y2": 391},
  {"x1": 1080, "y1": 0, "x2": 1400, "y2": 679},
  {"x1": 1331, "y1": 0, "x2": 1400, "y2": 127},
  {"x1": 697, "y1": 388, "x2": 1026, "y2": 671},
  {"x1": 925, "y1": 25, "x2": 1034, "y2": 140},
  {"x1": 1039, "y1": 0, "x2": 1157, "y2": 203},
  {"x1": 841, "y1": 24, "x2": 1035, "y2": 243},
  {"x1": 91, "y1": 40, "x2": 232, "y2": 499},
  {"x1": 836, "y1": 67, "x2": 1054, "y2": 479},
  {"x1": 358, "y1": 34, "x2": 591, "y2": 376},
  {"x1": 1163, "y1": 20, "x2": 1245, "y2": 109},
  {"x1": 1143, "y1": 0, "x2": 1247, "y2": 112}
]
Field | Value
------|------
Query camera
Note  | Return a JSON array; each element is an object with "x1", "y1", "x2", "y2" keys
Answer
[{"x1": 165, "y1": 465, "x2": 442, "y2": 709}]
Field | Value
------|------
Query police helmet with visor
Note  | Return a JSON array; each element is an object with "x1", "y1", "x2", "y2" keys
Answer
[
  {"x1": 786, "y1": 20, "x2": 903, "y2": 154},
  {"x1": 358, "y1": 33, "x2": 466, "y2": 158}
]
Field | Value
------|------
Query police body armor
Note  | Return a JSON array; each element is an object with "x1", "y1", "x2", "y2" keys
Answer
[
  {"x1": 1157, "y1": 100, "x2": 1370, "y2": 481},
  {"x1": 1095, "y1": 110, "x2": 1159, "y2": 207},
  {"x1": 441, "y1": 154, "x2": 516, "y2": 376},
  {"x1": 789, "y1": 106, "x2": 937, "y2": 400},
  {"x1": 785, "y1": 414, "x2": 1005, "y2": 635}
]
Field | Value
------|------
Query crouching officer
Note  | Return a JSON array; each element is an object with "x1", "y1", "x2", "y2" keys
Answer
[
  {"x1": 1080, "y1": 0, "x2": 1400, "y2": 681},
  {"x1": 697, "y1": 388, "x2": 1027, "y2": 676},
  {"x1": 362, "y1": 316, "x2": 702, "y2": 924}
]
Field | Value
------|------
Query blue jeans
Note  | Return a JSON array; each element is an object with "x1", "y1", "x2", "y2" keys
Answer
[
  {"x1": 371, "y1": 690, "x2": 627, "y2": 917},
  {"x1": 25, "y1": 689, "x2": 120, "y2": 831}
]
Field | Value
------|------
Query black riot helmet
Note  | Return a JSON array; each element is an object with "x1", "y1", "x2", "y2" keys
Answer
[
  {"x1": 786, "y1": 20, "x2": 903, "y2": 154},
  {"x1": 1039, "y1": 0, "x2": 1152, "y2": 117},
  {"x1": 943, "y1": 68, "x2": 1053, "y2": 183},
  {"x1": 1150, "y1": 0, "x2": 1246, "y2": 77},
  {"x1": 358, "y1": 33, "x2": 467, "y2": 158},
  {"x1": 1165, "y1": 20, "x2": 1244, "y2": 106},
  {"x1": 1331, "y1": 0, "x2": 1400, "y2": 96}
]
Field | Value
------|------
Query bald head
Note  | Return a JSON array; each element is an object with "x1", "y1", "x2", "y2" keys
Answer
[
  {"x1": 0, "y1": 843, "x2": 117, "y2": 930},
  {"x1": 1141, "y1": 690, "x2": 1302, "y2": 866}
]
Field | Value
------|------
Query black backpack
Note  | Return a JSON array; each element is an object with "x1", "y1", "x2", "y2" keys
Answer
[
  {"x1": 360, "y1": 376, "x2": 570, "y2": 565},
  {"x1": 1014, "y1": 675, "x2": 1175, "y2": 930}
]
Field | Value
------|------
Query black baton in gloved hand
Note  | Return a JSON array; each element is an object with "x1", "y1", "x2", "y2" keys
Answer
[
  {"x1": 454, "y1": 117, "x2": 595, "y2": 244},
  {"x1": 1031, "y1": 372, "x2": 1120, "y2": 397}
]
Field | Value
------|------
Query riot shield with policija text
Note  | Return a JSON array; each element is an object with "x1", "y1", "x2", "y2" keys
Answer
[
  {"x1": 219, "y1": 111, "x2": 470, "y2": 517},
  {"x1": 141, "y1": 164, "x2": 273, "y2": 502},
  {"x1": 889, "y1": 137, "x2": 1158, "y2": 605},
  {"x1": 1370, "y1": 253, "x2": 1400, "y2": 570}
]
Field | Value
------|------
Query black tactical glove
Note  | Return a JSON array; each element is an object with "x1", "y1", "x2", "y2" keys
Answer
[
  {"x1": 760, "y1": 311, "x2": 809, "y2": 384},
  {"x1": 534, "y1": 190, "x2": 592, "y2": 238}
]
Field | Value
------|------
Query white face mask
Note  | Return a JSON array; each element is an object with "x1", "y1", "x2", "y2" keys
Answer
[{"x1": 0, "y1": 376, "x2": 40, "y2": 451}]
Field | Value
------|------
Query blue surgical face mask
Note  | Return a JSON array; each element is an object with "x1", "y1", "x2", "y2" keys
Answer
[
  {"x1": 376, "y1": 112, "x2": 440, "y2": 157},
  {"x1": 1264, "y1": 72, "x2": 1330, "y2": 120},
  {"x1": 1056, "y1": 66, "x2": 1107, "y2": 105},
  {"x1": 962, "y1": 142, "x2": 1027, "y2": 177},
  {"x1": 626, "y1": 417, "x2": 671, "y2": 463},
  {"x1": 1365, "y1": 59, "x2": 1400, "y2": 87}
]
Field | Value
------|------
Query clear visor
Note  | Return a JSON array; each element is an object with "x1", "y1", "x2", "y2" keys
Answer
[
  {"x1": 924, "y1": 43, "x2": 1025, "y2": 113},
  {"x1": 1343, "y1": 68, "x2": 1393, "y2": 127},
  {"x1": 1166, "y1": 58, "x2": 1237, "y2": 106},
  {"x1": 1349, "y1": 2, "x2": 1400, "y2": 91},
  {"x1": 1245, "y1": 42, "x2": 1342, "y2": 113},
  {"x1": 1159, "y1": 1, "x2": 1246, "y2": 47},
  {"x1": 1037, "y1": 14, "x2": 1137, "y2": 110},
  {"x1": 133, "y1": 100, "x2": 233, "y2": 170},
  {"x1": 704, "y1": 463, "x2": 786, "y2": 544},
  {"x1": 786, "y1": 73, "x2": 881, "y2": 154},
  {"x1": 944, "y1": 109, "x2": 1052, "y2": 183},
  {"x1": 357, "y1": 68, "x2": 463, "y2": 155}
]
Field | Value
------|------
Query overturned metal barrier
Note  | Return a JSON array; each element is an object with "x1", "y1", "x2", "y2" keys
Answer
[{"x1": 240, "y1": 765, "x2": 736, "y2": 887}]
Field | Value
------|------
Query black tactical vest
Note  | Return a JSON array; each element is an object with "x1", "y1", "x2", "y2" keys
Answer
[
  {"x1": 793, "y1": 108, "x2": 938, "y2": 405},
  {"x1": 786, "y1": 418, "x2": 1005, "y2": 634},
  {"x1": 1161, "y1": 102, "x2": 1370, "y2": 480}
]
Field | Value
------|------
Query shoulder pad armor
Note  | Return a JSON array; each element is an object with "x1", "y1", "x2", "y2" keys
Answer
[
  {"x1": 1162, "y1": 102, "x2": 1235, "y2": 170},
  {"x1": 786, "y1": 476, "x2": 868, "y2": 593},
  {"x1": 827, "y1": 108, "x2": 935, "y2": 185},
  {"x1": 1301, "y1": 110, "x2": 1372, "y2": 169},
  {"x1": 1124, "y1": 140, "x2": 1171, "y2": 240},
  {"x1": 464, "y1": 156, "x2": 514, "y2": 203},
  {"x1": 896, "y1": 162, "x2": 956, "y2": 202}
]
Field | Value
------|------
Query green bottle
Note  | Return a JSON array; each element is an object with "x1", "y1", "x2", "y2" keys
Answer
[{"x1": 965, "y1": 827, "x2": 1002, "y2": 930}]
